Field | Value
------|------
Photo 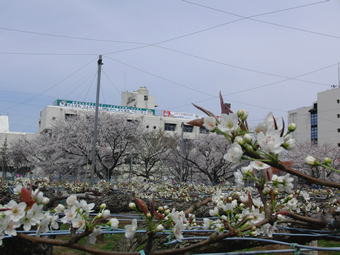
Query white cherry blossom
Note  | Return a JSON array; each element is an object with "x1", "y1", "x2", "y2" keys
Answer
[
  {"x1": 224, "y1": 143, "x2": 243, "y2": 164},
  {"x1": 5, "y1": 201, "x2": 26, "y2": 222},
  {"x1": 173, "y1": 220, "x2": 185, "y2": 240},
  {"x1": 125, "y1": 219, "x2": 137, "y2": 238},
  {"x1": 218, "y1": 113, "x2": 239, "y2": 133},
  {"x1": 257, "y1": 128, "x2": 284, "y2": 156},
  {"x1": 72, "y1": 214, "x2": 86, "y2": 232},
  {"x1": 109, "y1": 218, "x2": 119, "y2": 229},
  {"x1": 21, "y1": 211, "x2": 38, "y2": 231},
  {"x1": 3, "y1": 216, "x2": 20, "y2": 236},
  {"x1": 203, "y1": 116, "x2": 217, "y2": 131},
  {"x1": 89, "y1": 227, "x2": 102, "y2": 244}
]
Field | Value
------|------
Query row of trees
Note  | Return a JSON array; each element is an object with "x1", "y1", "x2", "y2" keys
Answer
[
  {"x1": 1, "y1": 110, "x2": 340, "y2": 185},
  {"x1": 0, "y1": 111, "x2": 235, "y2": 184}
]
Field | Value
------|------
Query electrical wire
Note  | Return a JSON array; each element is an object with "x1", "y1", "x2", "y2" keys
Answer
[
  {"x1": 0, "y1": 57, "x2": 97, "y2": 113},
  {"x1": 101, "y1": 68, "x2": 123, "y2": 99},
  {"x1": 183, "y1": 0, "x2": 339, "y2": 40}
]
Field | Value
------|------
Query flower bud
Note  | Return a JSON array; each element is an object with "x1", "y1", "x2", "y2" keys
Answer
[
  {"x1": 234, "y1": 136, "x2": 244, "y2": 145},
  {"x1": 103, "y1": 209, "x2": 110, "y2": 218},
  {"x1": 164, "y1": 209, "x2": 170, "y2": 216},
  {"x1": 288, "y1": 123, "x2": 296, "y2": 132},
  {"x1": 263, "y1": 187, "x2": 270, "y2": 195},
  {"x1": 250, "y1": 231, "x2": 257, "y2": 236},
  {"x1": 100, "y1": 203, "x2": 106, "y2": 210},
  {"x1": 55, "y1": 204, "x2": 65, "y2": 213},
  {"x1": 97, "y1": 213, "x2": 103, "y2": 218},
  {"x1": 305, "y1": 156, "x2": 318, "y2": 166},
  {"x1": 237, "y1": 109, "x2": 248, "y2": 121},
  {"x1": 324, "y1": 157, "x2": 332, "y2": 166},
  {"x1": 243, "y1": 134, "x2": 252, "y2": 144},
  {"x1": 146, "y1": 212, "x2": 152, "y2": 218},
  {"x1": 42, "y1": 197, "x2": 50, "y2": 205},
  {"x1": 156, "y1": 224, "x2": 164, "y2": 232},
  {"x1": 158, "y1": 206, "x2": 164, "y2": 213},
  {"x1": 129, "y1": 202, "x2": 136, "y2": 209},
  {"x1": 109, "y1": 218, "x2": 119, "y2": 229}
]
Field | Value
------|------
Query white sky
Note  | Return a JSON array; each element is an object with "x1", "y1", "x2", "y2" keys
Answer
[{"x1": 1, "y1": 0, "x2": 340, "y2": 133}]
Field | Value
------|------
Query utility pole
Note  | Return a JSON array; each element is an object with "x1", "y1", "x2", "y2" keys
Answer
[
  {"x1": 180, "y1": 122, "x2": 184, "y2": 183},
  {"x1": 90, "y1": 55, "x2": 103, "y2": 186},
  {"x1": 338, "y1": 62, "x2": 340, "y2": 88}
]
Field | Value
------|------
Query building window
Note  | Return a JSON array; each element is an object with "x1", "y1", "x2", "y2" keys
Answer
[
  {"x1": 338, "y1": 114, "x2": 340, "y2": 118},
  {"x1": 164, "y1": 123, "x2": 176, "y2": 131},
  {"x1": 200, "y1": 127, "x2": 209, "y2": 134},
  {"x1": 337, "y1": 99, "x2": 340, "y2": 104},
  {"x1": 65, "y1": 113, "x2": 76, "y2": 121},
  {"x1": 311, "y1": 126, "x2": 317, "y2": 145},
  {"x1": 310, "y1": 111, "x2": 317, "y2": 145},
  {"x1": 338, "y1": 128, "x2": 340, "y2": 133},
  {"x1": 311, "y1": 113, "x2": 317, "y2": 126},
  {"x1": 289, "y1": 112, "x2": 297, "y2": 123},
  {"x1": 144, "y1": 95, "x2": 148, "y2": 101},
  {"x1": 311, "y1": 126, "x2": 317, "y2": 139},
  {"x1": 183, "y1": 125, "x2": 193, "y2": 133}
]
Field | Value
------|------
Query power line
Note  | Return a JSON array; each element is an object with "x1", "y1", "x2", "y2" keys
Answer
[
  {"x1": 0, "y1": 57, "x2": 97, "y2": 112},
  {"x1": 104, "y1": 56, "x2": 217, "y2": 98},
  {"x1": 101, "y1": 69, "x2": 123, "y2": 98},
  {"x1": 223, "y1": 63, "x2": 338, "y2": 97},
  {"x1": 182, "y1": 0, "x2": 339, "y2": 39},
  {"x1": 135, "y1": 45, "x2": 332, "y2": 87},
  {"x1": 104, "y1": 56, "x2": 336, "y2": 110},
  {"x1": 0, "y1": 43, "x2": 332, "y2": 87},
  {"x1": 0, "y1": 27, "x2": 148, "y2": 45},
  {"x1": 0, "y1": 51, "x2": 97, "y2": 56}
]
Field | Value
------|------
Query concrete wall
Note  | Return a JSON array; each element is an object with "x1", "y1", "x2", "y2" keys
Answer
[
  {"x1": 0, "y1": 132, "x2": 35, "y2": 148},
  {"x1": 38, "y1": 106, "x2": 203, "y2": 139},
  {"x1": 288, "y1": 106, "x2": 312, "y2": 143},
  {"x1": 0, "y1": 116, "x2": 9, "y2": 133},
  {"x1": 317, "y1": 88, "x2": 340, "y2": 145}
]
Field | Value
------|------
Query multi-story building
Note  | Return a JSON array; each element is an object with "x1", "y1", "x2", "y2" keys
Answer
[
  {"x1": 0, "y1": 87, "x2": 209, "y2": 148},
  {"x1": 0, "y1": 86, "x2": 217, "y2": 180},
  {"x1": 288, "y1": 87, "x2": 340, "y2": 146}
]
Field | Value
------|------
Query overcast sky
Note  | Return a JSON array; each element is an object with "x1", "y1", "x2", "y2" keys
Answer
[{"x1": 1, "y1": 0, "x2": 340, "y2": 133}]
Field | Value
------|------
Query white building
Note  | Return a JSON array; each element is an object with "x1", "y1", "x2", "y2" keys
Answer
[
  {"x1": 38, "y1": 105, "x2": 207, "y2": 140},
  {"x1": 288, "y1": 87, "x2": 340, "y2": 146},
  {"x1": 0, "y1": 115, "x2": 35, "y2": 148},
  {"x1": 0, "y1": 87, "x2": 210, "y2": 148},
  {"x1": 121, "y1": 86, "x2": 157, "y2": 110}
]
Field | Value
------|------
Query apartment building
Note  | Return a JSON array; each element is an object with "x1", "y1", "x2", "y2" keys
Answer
[
  {"x1": 288, "y1": 87, "x2": 340, "y2": 146},
  {"x1": 0, "y1": 87, "x2": 209, "y2": 147}
]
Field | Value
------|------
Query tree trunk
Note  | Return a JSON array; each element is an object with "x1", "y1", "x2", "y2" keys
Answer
[{"x1": 0, "y1": 235, "x2": 54, "y2": 255}]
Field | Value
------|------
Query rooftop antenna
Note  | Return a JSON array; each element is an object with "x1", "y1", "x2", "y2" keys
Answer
[{"x1": 124, "y1": 73, "x2": 126, "y2": 91}]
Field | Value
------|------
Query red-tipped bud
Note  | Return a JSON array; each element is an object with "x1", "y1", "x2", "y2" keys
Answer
[
  {"x1": 135, "y1": 197, "x2": 149, "y2": 215},
  {"x1": 187, "y1": 118, "x2": 204, "y2": 127}
]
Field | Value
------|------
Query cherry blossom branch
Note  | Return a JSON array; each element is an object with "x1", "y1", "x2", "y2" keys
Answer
[
  {"x1": 17, "y1": 233, "x2": 138, "y2": 255},
  {"x1": 243, "y1": 148, "x2": 340, "y2": 189},
  {"x1": 184, "y1": 197, "x2": 212, "y2": 216}
]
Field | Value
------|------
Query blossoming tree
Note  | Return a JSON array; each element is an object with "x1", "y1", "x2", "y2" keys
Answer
[{"x1": 2, "y1": 93, "x2": 340, "y2": 254}]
